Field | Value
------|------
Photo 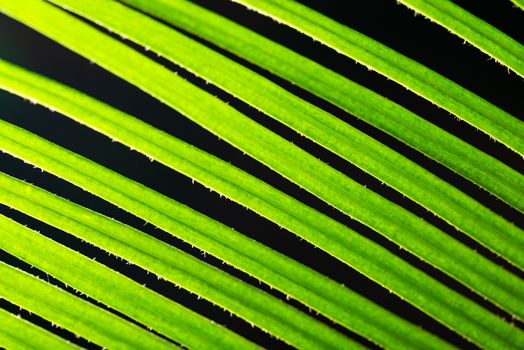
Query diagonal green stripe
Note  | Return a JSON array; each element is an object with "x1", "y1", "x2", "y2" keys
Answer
[
  {"x1": 0, "y1": 215, "x2": 257, "y2": 350},
  {"x1": 398, "y1": 0, "x2": 524, "y2": 78},
  {"x1": 0, "y1": 262, "x2": 178, "y2": 350},
  {"x1": 0, "y1": 172, "x2": 366, "y2": 350},
  {"x1": 231, "y1": 0, "x2": 524, "y2": 155},
  {"x1": 0, "y1": 118, "x2": 522, "y2": 349},
  {"x1": 0, "y1": 307, "x2": 80, "y2": 350},
  {"x1": 0, "y1": 0, "x2": 523, "y2": 324},
  {"x1": 44, "y1": 0, "x2": 524, "y2": 274},
  {"x1": 511, "y1": 0, "x2": 524, "y2": 11},
  {"x1": 119, "y1": 0, "x2": 524, "y2": 213}
]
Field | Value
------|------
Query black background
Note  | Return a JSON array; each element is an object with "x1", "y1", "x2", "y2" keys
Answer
[{"x1": 0, "y1": 1, "x2": 523, "y2": 349}]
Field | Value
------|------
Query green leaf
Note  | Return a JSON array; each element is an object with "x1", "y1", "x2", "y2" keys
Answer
[
  {"x1": 231, "y1": 0, "x2": 524, "y2": 155},
  {"x1": 511, "y1": 0, "x2": 524, "y2": 11},
  {"x1": 0, "y1": 0, "x2": 523, "y2": 323},
  {"x1": 45, "y1": 0, "x2": 524, "y2": 271},
  {"x1": 0, "y1": 214, "x2": 257, "y2": 350},
  {"x1": 0, "y1": 117, "x2": 522, "y2": 349},
  {"x1": 397, "y1": 0, "x2": 524, "y2": 78},
  {"x1": 120, "y1": 0, "x2": 524, "y2": 213},
  {"x1": 0, "y1": 307, "x2": 79, "y2": 350},
  {"x1": 0, "y1": 262, "x2": 178, "y2": 350},
  {"x1": 1, "y1": 1, "x2": 523, "y2": 348},
  {"x1": 0, "y1": 68, "x2": 457, "y2": 349},
  {"x1": 0, "y1": 171, "x2": 370, "y2": 350}
]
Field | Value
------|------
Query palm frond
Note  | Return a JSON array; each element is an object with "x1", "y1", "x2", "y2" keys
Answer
[
  {"x1": 397, "y1": 0, "x2": 524, "y2": 78},
  {"x1": 0, "y1": 307, "x2": 79, "y2": 350},
  {"x1": 0, "y1": 0, "x2": 523, "y2": 349},
  {"x1": 232, "y1": 0, "x2": 524, "y2": 154},
  {"x1": 119, "y1": 0, "x2": 524, "y2": 212}
]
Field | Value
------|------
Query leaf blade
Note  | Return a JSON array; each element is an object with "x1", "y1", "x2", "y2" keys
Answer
[
  {"x1": 0, "y1": 1, "x2": 523, "y2": 323},
  {"x1": 0, "y1": 114, "x2": 522, "y2": 349},
  {"x1": 1, "y1": 1, "x2": 524, "y2": 348},
  {"x1": 398, "y1": 0, "x2": 524, "y2": 78},
  {"x1": 0, "y1": 307, "x2": 80, "y2": 350},
  {"x1": 45, "y1": 0, "x2": 524, "y2": 270},
  {"x1": 0, "y1": 214, "x2": 257, "y2": 350},
  {"x1": 0, "y1": 171, "x2": 366, "y2": 350},
  {"x1": 119, "y1": 0, "x2": 524, "y2": 213},
  {"x1": 231, "y1": 0, "x2": 524, "y2": 155},
  {"x1": 0, "y1": 262, "x2": 179, "y2": 350}
]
